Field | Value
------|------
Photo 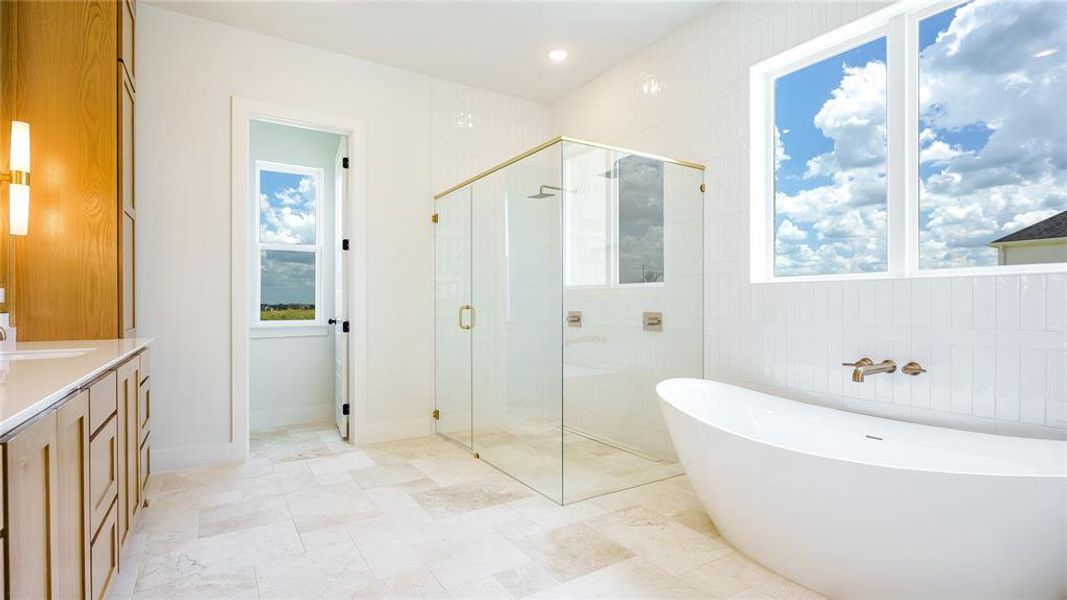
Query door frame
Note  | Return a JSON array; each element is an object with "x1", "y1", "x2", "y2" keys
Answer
[{"x1": 230, "y1": 97, "x2": 367, "y2": 460}]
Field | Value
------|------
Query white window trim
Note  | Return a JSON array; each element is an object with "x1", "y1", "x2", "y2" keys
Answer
[
  {"x1": 749, "y1": 0, "x2": 1067, "y2": 283},
  {"x1": 252, "y1": 160, "x2": 326, "y2": 328}
]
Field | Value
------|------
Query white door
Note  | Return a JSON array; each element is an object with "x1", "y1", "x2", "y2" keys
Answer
[{"x1": 333, "y1": 139, "x2": 349, "y2": 438}]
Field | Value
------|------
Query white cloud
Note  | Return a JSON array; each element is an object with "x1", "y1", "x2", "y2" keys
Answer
[
  {"x1": 918, "y1": 0, "x2": 1067, "y2": 267},
  {"x1": 776, "y1": 60, "x2": 888, "y2": 275},
  {"x1": 260, "y1": 176, "x2": 317, "y2": 244}
]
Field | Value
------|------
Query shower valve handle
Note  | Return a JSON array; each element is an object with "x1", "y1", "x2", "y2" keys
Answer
[{"x1": 842, "y1": 357, "x2": 874, "y2": 368}]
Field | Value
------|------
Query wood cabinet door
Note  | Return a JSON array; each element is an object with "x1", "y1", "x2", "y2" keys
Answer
[
  {"x1": 88, "y1": 415, "x2": 119, "y2": 537},
  {"x1": 138, "y1": 376, "x2": 150, "y2": 446},
  {"x1": 120, "y1": 67, "x2": 136, "y2": 338},
  {"x1": 3, "y1": 411, "x2": 60, "y2": 599},
  {"x1": 117, "y1": 358, "x2": 139, "y2": 543},
  {"x1": 89, "y1": 501, "x2": 118, "y2": 600},
  {"x1": 1, "y1": 445, "x2": 5, "y2": 598},
  {"x1": 57, "y1": 390, "x2": 92, "y2": 600}
]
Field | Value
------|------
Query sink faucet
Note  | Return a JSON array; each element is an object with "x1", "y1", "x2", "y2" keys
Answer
[
  {"x1": 843, "y1": 358, "x2": 897, "y2": 382},
  {"x1": 0, "y1": 326, "x2": 7, "y2": 341}
]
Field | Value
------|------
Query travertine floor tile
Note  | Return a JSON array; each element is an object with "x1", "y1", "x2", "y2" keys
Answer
[{"x1": 110, "y1": 423, "x2": 821, "y2": 600}]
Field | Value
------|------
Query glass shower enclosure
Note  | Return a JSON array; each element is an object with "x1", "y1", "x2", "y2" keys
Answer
[{"x1": 434, "y1": 137, "x2": 704, "y2": 504}]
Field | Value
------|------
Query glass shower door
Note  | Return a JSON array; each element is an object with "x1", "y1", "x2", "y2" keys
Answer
[
  {"x1": 434, "y1": 187, "x2": 472, "y2": 449},
  {"x1": 470, "y1": 143, "x2": 563, "y2": 503}
]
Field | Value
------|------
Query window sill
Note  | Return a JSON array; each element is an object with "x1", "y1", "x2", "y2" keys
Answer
[
  {"x1": 250, "y1": 325, "x2": 330, "y2": 339},
  {"x1": 752, "y1": 262, "x2": 1067, "y2": 284}
]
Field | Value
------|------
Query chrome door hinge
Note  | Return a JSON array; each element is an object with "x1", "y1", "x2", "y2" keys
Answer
[
  {"x1": 431, "y1": 213, "x2": 439, "y2": 224},
  {"x1": 432, "y1": 409, "x2": 440, "y2": 420}
]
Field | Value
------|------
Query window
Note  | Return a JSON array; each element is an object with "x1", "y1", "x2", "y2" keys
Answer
[
  {"x1": 254, "y1": 161, "x2": 324, "y2": 324},
  {"x1": 774, "y1": 37, "x2": 888, "y2": 276},
  {"x1": 751, "y1": 0, "x2": 1067, "y2": 281},
  {"x1": 919, "y1": 1, "x2": 1067, "y2": 268},
  {"x1": 564, "y1": 149, "x2": 665, "y2": 287}
]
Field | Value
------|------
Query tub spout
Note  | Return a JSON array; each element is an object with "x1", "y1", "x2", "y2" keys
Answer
[{"x1": 848, "y1": 359, "x2": 896, "y2": 382}]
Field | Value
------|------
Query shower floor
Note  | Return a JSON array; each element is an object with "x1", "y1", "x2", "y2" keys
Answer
[{"x1": 469, "y1": 419, "x2": 683, "y2": 504}]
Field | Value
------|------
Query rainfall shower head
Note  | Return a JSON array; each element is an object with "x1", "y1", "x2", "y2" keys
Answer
[{"x1": 528, "y1": 184, "x2": 562, "y2": 199}]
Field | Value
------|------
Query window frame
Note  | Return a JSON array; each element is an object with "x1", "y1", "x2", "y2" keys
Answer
[
  {"x1": 749, "y1": 0, "x2": 1067, "y2": 283},
  {"x1": 252, "y1": 160, "x2": 326, "y2": 328}
]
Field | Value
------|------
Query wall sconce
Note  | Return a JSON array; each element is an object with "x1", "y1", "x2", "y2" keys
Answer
[{"x1": 1, "y1": 121, "x2": 30, "y2": 236}]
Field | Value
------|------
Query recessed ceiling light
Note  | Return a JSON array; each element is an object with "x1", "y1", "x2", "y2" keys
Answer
[
  {"x1": 547, "y1": 49, "x2": 569, "y2": 63},
  {"x1": 1033, "y1": 48, "x2": 1058, "y2": 58}
]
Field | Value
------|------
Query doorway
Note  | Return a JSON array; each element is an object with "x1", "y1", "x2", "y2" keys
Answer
[{"x1": 231, "y1": 98, "x2": 367, "y2": 461}]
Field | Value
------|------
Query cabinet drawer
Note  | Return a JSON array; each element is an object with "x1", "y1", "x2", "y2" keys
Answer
[
  {"x1": 88, "y1": 371, "x2": 117, "y2": 435},
  {"x1": 90, "y1": 501, "x2": 119, "y2": 600},
  {"x1": 89, "y1": 415, "x2": 119, "y2": 535},
  {"x1": 139, "y1": 436, "x2": 150, "y2": 501},
  {"x1": 138, "y1": 376, "x2": 150, "y2": 445}
]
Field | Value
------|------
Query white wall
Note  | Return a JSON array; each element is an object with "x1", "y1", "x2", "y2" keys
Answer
[
  {"x1": 552, "y1": 0, "x2": 1067, "y2": 440},
  {"x1": 138, "y1": 6, "x2": 550, "y2": 470},
  {"x1": 248, "y1": 120, "x2": 341, "y2": 430}
]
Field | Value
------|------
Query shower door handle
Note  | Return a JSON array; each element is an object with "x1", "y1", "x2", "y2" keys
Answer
[{"x1": 458, "y1": 304, "x2": 475, "y2": 330}]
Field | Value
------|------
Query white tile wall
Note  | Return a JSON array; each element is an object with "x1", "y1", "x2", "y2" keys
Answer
[{"x1": 551, "y1": 0, "x2": 1067, "y2": 439}]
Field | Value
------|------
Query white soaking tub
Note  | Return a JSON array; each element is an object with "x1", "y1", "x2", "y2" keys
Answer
[{"x1": 657, "y1": 378, "x2": 1067, "y2": 599}]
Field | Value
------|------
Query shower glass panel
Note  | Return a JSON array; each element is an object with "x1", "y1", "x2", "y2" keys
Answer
[
  {"x1": 434, "y1": 186, "x2": 473, "y2": 450},
  {"x1": 471, "y1": 143, "x2": 563, "y2": 503},
  {"x1": 434, "y1": 137, "x2": 703, "y2": 505}
]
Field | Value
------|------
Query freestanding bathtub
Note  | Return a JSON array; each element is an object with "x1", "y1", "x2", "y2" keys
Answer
[{"x1": 657, "y1": 378, "x2": 1067, "y2": 599}]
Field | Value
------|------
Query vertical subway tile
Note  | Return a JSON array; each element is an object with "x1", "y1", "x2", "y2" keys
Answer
[
  {"x1": 930, "y1": 278, "x2": 952, "y2": 327},
  {"x1": 995, "y1": 276, "x2": 1021, "y2": 330},
  {"x1": 1047, "y1": 351, "x2": 1067, "y2": 428},
  {"x1": 911, "y1": 278, "x2": 931, "y2": 328},
  {"x1": 1019, "y1": 275, "x2": 1046, "y2": 331},
  {"x1": 950, "y1": 345, "x2": 973, "y2": 415},
  {"x1": 909, "y1": 342, "x2": 932, "y2": 409},
  {"x1": 929, "y1": 344, "x2": 951, "y2": 412},
  {"x1": 892, "y1": 280, "x2": 911, "y2": 327},
  {"x1": 1046, "y1": 274, "x2": 1066, "y2": 332},
  {"x1": 972, "y1": 277, "x2": 996, "y2": 329},
  {"x1": 950, "y1": 278, "x2": 973, "y2": 330},
  {"x1": 972, "y1": 347, "x2": 996, "y2": 418},
  {"x1": 994, "y1": 346, "x2": 1021, "y2": 421},
  {"x1": 875, "y1": 281, "x2": 893, "y2": 326},
  {"x1": 1019, "y1": 349, "x2": 1047, "y2": 425}
]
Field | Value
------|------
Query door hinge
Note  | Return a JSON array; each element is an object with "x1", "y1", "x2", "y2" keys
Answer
[
  {"x1": 431, "y1": 213, "x2": 439, "y2": 224},
  {"x1": 342, "y1": 320, "x2": 350, "y2": 333},
  {"x1": 432, "y1": 409, "x2": 440, "y2": 420},
  {"x1": 342, "y1": 238, "x2": 350, "y2": 251},
  {"x1": 342, "y1": 157, "x2": 349, "y2": 169},
  {"x1": 342, "y1": 403, "x2": 350, "y2": 416}
]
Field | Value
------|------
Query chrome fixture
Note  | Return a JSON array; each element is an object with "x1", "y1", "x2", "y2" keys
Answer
[
  {"x1": 567, "y1": 311, "x2": 582, "y2": 328},
  {"x1": 0, "y1": 327, "x2": 6, "y2": 341},
  {"x1": 901, "y1": 361, "x2": 927, "y2": 376},
  {"x1": 844, "y1": 358, "x2": 896, "y2": 383},
  {"x1": 643, "y1": 312, "x2": 662, "y2": 332}
]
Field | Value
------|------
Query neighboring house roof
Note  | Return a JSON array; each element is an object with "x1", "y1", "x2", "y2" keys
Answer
[{"x1": 990, "y1": 210, "x2": 1067, "y2": 245}]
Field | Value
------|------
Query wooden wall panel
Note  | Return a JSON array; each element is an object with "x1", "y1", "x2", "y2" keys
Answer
[{"x1": 8, "y1": 1, "x2": 118, "y2": 340}]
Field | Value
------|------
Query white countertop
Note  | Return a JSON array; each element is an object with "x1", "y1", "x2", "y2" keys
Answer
[{"x1": 0, "y1": 338, "x2": 152, "y2": 438}]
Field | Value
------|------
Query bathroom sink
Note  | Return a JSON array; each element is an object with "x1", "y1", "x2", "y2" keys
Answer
[{"x1": 0, "y1": 348, "x2": 93, "y2": 361}]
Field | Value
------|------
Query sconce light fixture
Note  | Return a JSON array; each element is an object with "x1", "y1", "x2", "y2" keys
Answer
[{"x1": 1, "y1": 121, "x2": 30, "y2": 236}]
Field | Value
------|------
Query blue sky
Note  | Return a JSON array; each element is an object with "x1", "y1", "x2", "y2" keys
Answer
[{"x1": 259, "y1": 169, "x2": 317, "y2": 306}]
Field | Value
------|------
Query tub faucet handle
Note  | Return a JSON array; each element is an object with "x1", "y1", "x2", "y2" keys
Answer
[
  {"x1": 901, "y1": 361, "x2": 927, "y2": 376},
  {"x1": 842, "y1": 357, "x2": 873, "y2": 368}
]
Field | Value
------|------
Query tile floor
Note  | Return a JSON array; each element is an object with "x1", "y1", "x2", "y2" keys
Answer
[
  {"x1": 465, "y1": 421, "x2": 684, "y2": 504},
  {"x1": 108, "y1": 424, "x2": 821, "y2": 600}
]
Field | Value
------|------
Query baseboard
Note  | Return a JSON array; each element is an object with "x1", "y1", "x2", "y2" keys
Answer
[
  {"x1": 250, "y1": 403, "x2": 333, "y2": 430},
  {"x1": 153, "y1": 441, "x2": 238, "y2": 472}
]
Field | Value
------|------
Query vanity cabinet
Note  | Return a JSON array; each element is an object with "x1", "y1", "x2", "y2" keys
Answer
[
  {"x1": 1, "y1": 348, "x2": 151, "y2": 599},
  {"x1": 2, "y1": 411, "x2": 60, "y2": 599}
]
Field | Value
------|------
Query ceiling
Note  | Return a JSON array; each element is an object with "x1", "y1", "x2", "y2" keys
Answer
[{"x1": 149, "y1": 1, "x2": 713, "y2": 104}]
